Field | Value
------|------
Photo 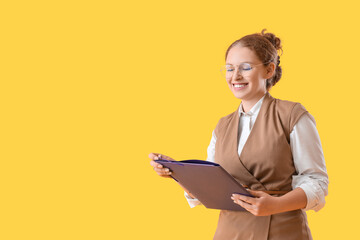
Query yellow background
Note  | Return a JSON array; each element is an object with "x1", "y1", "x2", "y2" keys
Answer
[{"x1": 1, "y1": 0, "x2": 359, "y2": 239}]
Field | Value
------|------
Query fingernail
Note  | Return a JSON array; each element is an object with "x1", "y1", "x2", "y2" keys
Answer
[
  {"x1": 165, "y1": 169, "x2": 169, "y2": 172},
  {"x1": 154, "y1": 157, "x2": 159, "y2": 160}
]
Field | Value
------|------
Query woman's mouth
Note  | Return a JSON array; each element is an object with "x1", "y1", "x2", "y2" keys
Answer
[{"x1": 233, "y1": 83, "x2": 248, "y2": 90}]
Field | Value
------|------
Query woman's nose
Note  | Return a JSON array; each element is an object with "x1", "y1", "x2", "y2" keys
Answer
[{"x1": 232, "y1": 68, "x2": 243, "y2": 80}]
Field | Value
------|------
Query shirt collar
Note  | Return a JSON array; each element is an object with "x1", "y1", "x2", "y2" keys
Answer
[{"x1": 239, "y1": 93, "x2": 266, "y2": 117}]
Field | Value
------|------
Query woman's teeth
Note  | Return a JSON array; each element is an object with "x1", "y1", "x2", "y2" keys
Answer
[{"x1": 234, "y1": 84, "x2": 247, "y2": 88}]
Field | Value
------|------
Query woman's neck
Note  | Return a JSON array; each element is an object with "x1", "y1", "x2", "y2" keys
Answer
[{"x1": 241, "y1": 92, "x2": 267, "y2": 113}]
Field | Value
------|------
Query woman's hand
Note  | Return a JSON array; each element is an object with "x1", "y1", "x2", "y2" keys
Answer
[
  {"x1": 232, "y1": 188, "x2": 308, "y2": 216},
  {"x1": 149, "y1": 153, "x2": 196, "y2": 198},
  {"x1": 231, "y1": 190, "x2": 280, "y2": 216},
  {"x1": 149, "y1": 152, "x2": 174, "y2": 178}
]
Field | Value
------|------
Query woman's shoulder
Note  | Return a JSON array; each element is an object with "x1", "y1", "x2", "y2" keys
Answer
[
  {"x1": 272, "y1": 96, "x2": 309, "y2": 133},
  {"x1": 273, "y1": 96, "x2": 307, "y2": 113},
  {"x1": 271, "y1": 96, "x2": 309, "y2": 122}
]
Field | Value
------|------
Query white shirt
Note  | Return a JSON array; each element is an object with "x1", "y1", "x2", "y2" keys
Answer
[{"x1": 184, "y1": 94, "x2": 329, "y2": 212}]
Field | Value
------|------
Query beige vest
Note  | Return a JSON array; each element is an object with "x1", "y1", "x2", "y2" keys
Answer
[{"x1": 213, "y1": 92, "x2": 313, "y2": 240}]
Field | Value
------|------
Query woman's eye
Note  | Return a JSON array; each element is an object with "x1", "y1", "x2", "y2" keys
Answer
[{"x1": 241, "y1": 64, "x2": 252, "y2": 71}]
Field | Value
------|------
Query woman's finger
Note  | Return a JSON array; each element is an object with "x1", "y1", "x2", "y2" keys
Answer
[
  {"x1": 154, "y1": 167, "x2": 171, "y2": 175},
  {"x1": 154, "y1": 169, "x2": 172, "y2": 178},
  {"x1": 149, "y1": 152, "x2": 175, "y2": 162},
  {"x1": 150, "y1": 161, "x2": 171, "y2": 175},
  {"x1": 149, "y1": 160, "x2": 163, "y2": 168},
  {"x1": 148, "y1": 152, "x2": 161, "y2": 160},
  {"x1": 232, "y1": 197, "x2": 254, "y2": 211},
  {"x1": 232, "y1": 194, "x2": 256, "y2": 205},
  {"x1": 151, "y1": 165, "x2": 169, "y2": 174}
]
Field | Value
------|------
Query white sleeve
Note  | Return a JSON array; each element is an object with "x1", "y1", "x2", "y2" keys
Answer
[
  {"x1": 290, "y1": 113, "x2": 329, "y2": 212},
  {"x1": 206, "y1": 130, "x2": 216, "y2": 163},
  {"x1": 184, "y1": 130, "x2": 217, "y2": 208}
]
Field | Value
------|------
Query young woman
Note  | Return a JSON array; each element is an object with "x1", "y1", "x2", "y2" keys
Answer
[{"x1": 149, "y1": 29, "x2": 328, "y2": 240}]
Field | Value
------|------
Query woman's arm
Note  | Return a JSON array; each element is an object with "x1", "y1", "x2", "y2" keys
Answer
[
  {"x1": 290, "y1": 112, "x2": 329, "y2": 211},
  {"x1": 232, "y1": 112, "x2": 329, "y2": 216}
]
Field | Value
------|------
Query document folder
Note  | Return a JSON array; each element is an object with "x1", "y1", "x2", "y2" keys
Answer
[{"x1": 154, "y1": 159, "x2": 253, "y2": 211}]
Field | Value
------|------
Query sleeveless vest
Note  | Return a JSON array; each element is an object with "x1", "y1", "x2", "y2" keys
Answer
[{"x1": 213, "y1": 92, "x2": 313, "y2": 240}]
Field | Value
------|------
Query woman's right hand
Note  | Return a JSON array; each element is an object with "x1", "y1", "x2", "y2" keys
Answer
[{"x1": 149, "y1": 153, "x2": 174, "y2": 178}]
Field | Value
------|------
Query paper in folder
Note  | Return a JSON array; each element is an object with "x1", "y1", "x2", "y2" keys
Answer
[{"x1": 154, "y1": 159, "x2": 253, "y2": 211}]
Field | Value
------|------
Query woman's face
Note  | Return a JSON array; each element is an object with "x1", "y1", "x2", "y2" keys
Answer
[{"x1": 225, "y1": 45, "x2": 274, "y2": 101}]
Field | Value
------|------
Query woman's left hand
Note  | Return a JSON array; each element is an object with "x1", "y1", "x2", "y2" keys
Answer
[{"x1": 231, "y1": 190, "x2": 280, "y2": 216}]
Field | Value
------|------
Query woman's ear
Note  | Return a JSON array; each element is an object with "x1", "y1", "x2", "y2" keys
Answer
[{"x1": 265, "y1": 62, "x2": 276, "y2": 79}]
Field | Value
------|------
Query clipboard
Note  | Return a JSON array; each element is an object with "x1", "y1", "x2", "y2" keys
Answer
[{"x1": 154, "y1": 159, "x2": 253, "y2": 211}]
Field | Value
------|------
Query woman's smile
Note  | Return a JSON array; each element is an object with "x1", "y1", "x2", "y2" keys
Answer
[{"x1": 232, "y1": 82, "x2": 249, "y2": 91}]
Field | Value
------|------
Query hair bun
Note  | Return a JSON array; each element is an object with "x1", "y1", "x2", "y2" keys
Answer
[{"x1": 260, "y1": 29, "x2": 283, "y2": 55}]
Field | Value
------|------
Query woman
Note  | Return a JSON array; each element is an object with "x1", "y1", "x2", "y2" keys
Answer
[{"x1": 149, "y1": 29, "x2": 328, "y2": 240}]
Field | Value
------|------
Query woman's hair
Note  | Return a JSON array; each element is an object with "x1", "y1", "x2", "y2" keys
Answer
[{"x1": 225, "y1": 29, "x2": 283, "y2": 90}]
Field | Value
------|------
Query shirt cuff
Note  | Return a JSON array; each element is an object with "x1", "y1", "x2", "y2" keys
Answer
[
  {"x1": 184, "y1": 191, "x2": 202, "y2": 208},
  {"x1": 298, "y1": 181, "x2": 327, "y2": 212}
]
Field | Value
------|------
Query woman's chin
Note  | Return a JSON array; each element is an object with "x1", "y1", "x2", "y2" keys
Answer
[{"x1": 232, "y1": 90, "x2": 247, "y2": 100}]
